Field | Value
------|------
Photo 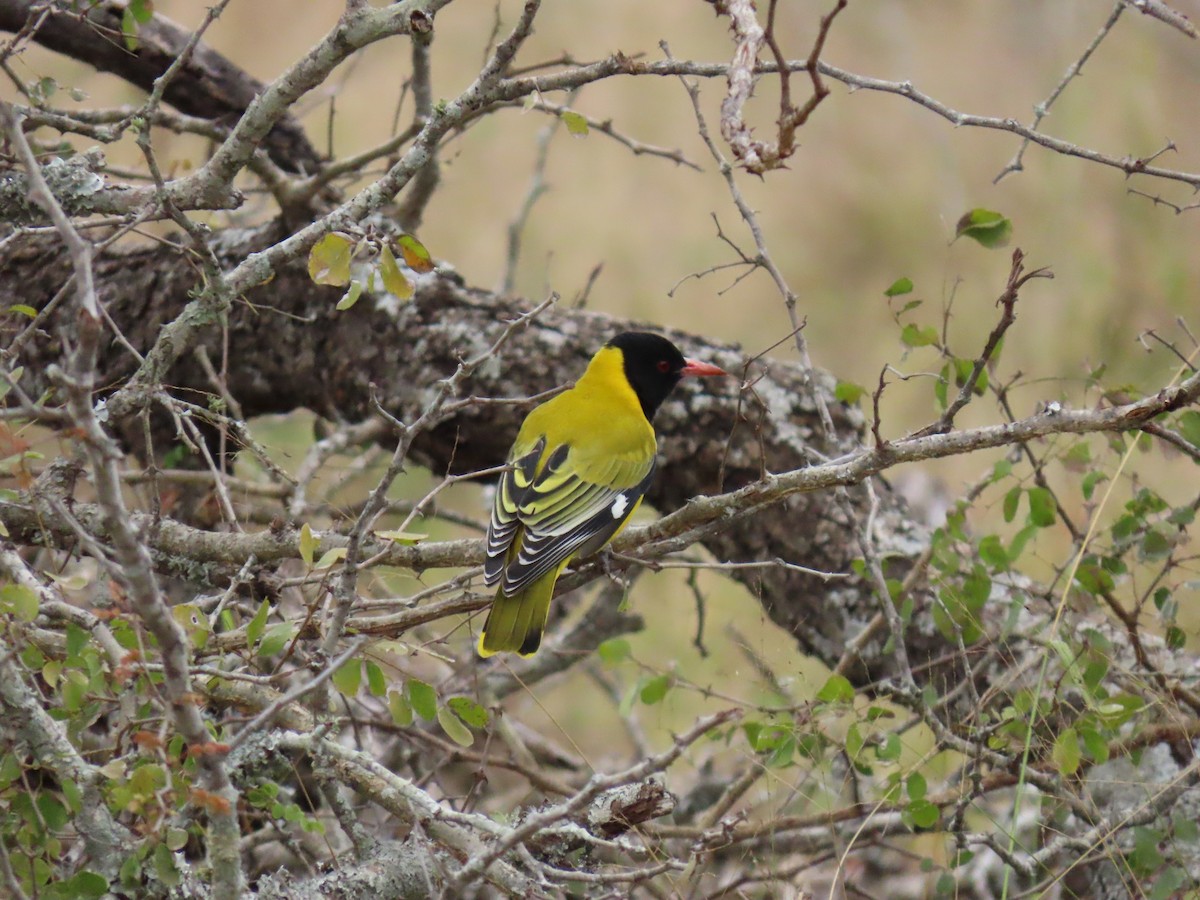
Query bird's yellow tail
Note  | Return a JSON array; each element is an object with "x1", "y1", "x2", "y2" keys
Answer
[{"x1": 478, "y1": 564, "x2": 566, "y2": 657}]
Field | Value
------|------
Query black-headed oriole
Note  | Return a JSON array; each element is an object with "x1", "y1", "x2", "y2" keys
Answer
[{"x1": 478, "y1": 332, "x2": 726, "y2": 657}]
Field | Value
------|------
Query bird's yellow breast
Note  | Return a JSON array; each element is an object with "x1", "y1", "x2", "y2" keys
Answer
[{"x1": 514, "y1": 346, "x2": 656, "y2": 486}]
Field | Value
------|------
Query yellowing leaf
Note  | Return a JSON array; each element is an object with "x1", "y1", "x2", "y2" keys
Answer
[
  {"x1": 397, "y1": 234, "x2": 434, "y2": 273},
  {"x1": 376, "y1": 529, "x2": 427, "y2": 544},
  {"x1": 437, "y1": 707, "x2": 474, "y2": 747},
  {"x1": 299, "y1": 523, "x2": 317, "y2": 567},
  {"x1": 335, "y1": 280, "x2": 363, "y2": 311},
  {"x1": 560, "y1": 109, "x2": 589, "y2": 136},
  {"x1": 314, "y1": 547, "x2": 347, "y2": 570},
  {"x1": 379, "y1": 245, "x2": 412, "y2": 299},
  {"x1": 307, "y1": 233, "x2": 353, "y2": 286}
]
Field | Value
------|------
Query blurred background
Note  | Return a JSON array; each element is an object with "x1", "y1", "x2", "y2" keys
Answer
[{"x1": 9, "y1": 0, "x2": 1200, "y2": 749}]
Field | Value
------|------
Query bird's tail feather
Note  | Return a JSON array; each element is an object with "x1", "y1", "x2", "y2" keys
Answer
[{"x1": 478, "y1": 564, "x2": 565, "y2": 657}]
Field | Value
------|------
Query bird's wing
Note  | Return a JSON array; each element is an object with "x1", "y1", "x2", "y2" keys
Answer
[
  {"x1": 484, "y1": 437, "x2": 544, "y2": 588},
  {"x1": 485, "y1": 439, "x2": 655, "y2": 596}
]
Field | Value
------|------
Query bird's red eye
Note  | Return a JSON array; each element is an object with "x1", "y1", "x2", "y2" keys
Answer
[{"x1": 657, "y1": 359, "x2": 671, "y2": 373}]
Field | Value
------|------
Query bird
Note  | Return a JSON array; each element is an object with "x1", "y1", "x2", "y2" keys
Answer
[{"x1": 478, "y1": 331, "x2": 727, "y2": 657}]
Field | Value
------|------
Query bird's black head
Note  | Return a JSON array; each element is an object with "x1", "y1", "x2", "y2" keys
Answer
[{"x1": 607, "y1": 332, "x2": 725, "y2": 420}]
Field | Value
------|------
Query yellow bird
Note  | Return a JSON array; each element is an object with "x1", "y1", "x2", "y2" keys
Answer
[{"x1": 478, "y1": 332, "x2": 726, "y2": 657}]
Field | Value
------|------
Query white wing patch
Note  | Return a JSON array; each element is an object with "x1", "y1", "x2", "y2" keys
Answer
[{"x1": 610, "y1": 493, "x2": 629, "y2": 519}]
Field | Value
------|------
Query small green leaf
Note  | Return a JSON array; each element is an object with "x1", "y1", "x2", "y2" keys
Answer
[
  {"x1": 335, "y1": 280, "x2": 363, "y2": 311},
  {"x1": 907, "y1": 772, "x2": 927, "y2": 802},
  {"x1": 447, "y1": 696, "x2": 489, "y2": 728},
  {"x1": 314, "y1": 547, "x2": 347, "y2": 570},
  {"x1": 876, "y1": 733, "x2": 902, "y2": 762},
  {"x1": 388, "y1": 691, "x2": 413, "y2": 726},
  {"x1": 1177, "y1": 410, "x2": 1200, "y2": 450},
  {"x1": 597, "y1": 638, "x2": 630, "y2": 665},
  {"x1": 1002, "y1": 487, "x2": 1021, "y2": 524},
  {"x1": 406, "y1": 679, "x2": 437, "y2": 721},
  {"x1": 437, "y1": 707, "x2": 474, "y2": 746},
  {"x1": 257, "y1": 622, "x2": 296, "y2": 658},
  {"x1": 640, "y1": 674, "x2": 671, "y2": 705},
  {"x1": 365, "y1": 661, "x2": 387, "y2": 697},
  {"x1": 1148, "y1": 867, "x2": 1188, "y2": 900},
  {"x1": 1, "y1": 584, "x2": 38, "y2": 622},
  {"x1": 816, "y1": 673, "x2": 855, "y2": 704},
  {"x1": 834, "y1": 380, "x2": 866, "y2": 404},
  {"x1": 62, "y1": 871, "x2": 109, "y2": 899},
  {"x1": 1052, "y1": 727, "x2": 1081, "y2": 775},
  {"x1": 560, "y1": 109, "x2": 589, "y2": 136},
  {"x1": 375, "y1": 529, "x2": 427, "y2": 544},
  {"x1": 884, "y1": 276, "x2": 914, "y2": 297},
  {"x1": 307, "y1": 233, "x2": 353, "y2": 286},
  {"x1": 396, "y1": 234, "x2": 435, "y2": 273},
  {"x1": 165, "y1": 828, "x2": 188, "y2": 851},
  {"x1": 905, "y1": 798, "x2": 940, "y2": 829},
  {"x1": 7, "y1": 304, "x2": 37, "y2": 318},
  {"x1": 1027, "y1": 487, "x2": 1057, "y2": 527},
  {"x1": 121, "y1": 6, "x2": 140, "y2": 50},
  {"x1": 130, "y1": 0, "x2": 154, "y2": 23},
  {"x1": 331, "y1": 659, "x2": 362, "y2": 697},
  {"x1": 246, "y1": 599, "x2": 270, "y2": 649},
  {"x1": 298, "y1": 523, "x2": 317, "y2": 567},
  {"x1": 901, "y1": 323, "x2": 939, "y2": 348},
  {"x1": 379, "y1": 245, "x2": 413, "y2": 299},
  {"x1": 954, "y1": 208, "x2": 1012, "y2": 248}
]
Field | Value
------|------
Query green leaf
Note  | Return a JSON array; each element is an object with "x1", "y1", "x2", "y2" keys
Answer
[
  {"x1": 1148, "y1": 867, "x2": 1188, "y2": 900},
  {"x1": 121, "y1": 6, "x2": 140, "y2": 50},
  {"x1": 375, "y1": 529, "x2": 428, "y2": 544},
  {"x1": 1079, "y1": 726, "x2": 1109, "y2": 764},
  {"x1": 905, "y1": 798, "x2": 940, "y2": 829},
  {"x1": 388, "y1": 691, "x2": 413, "y2": 727},
  {"x1": 130, "y1": 0, "x2": 154, "y2": 23},
  {"x1": 335, "y1": 280, "x2": 363, "y2": 311},
  {"x1": 406, "y1": 678, "x2": 437, "y2": 721},
  {"x1": 597, "y1": 638, "x2": 630, "y2": 665},
  {"x1": 7, "y1": 304, "x2": 37, "y2": 318},
  {"x1": 447, "y1": 696, "x2": 489, "y2": 728},
  {"x1": 246, "y1": 599, "x2": 269, "y2": 649},
  {"x1": 298, "y1": 523, "x2": 317, "y2": 567},
  {"x1": 560, "y1": 109, "x2": 589, "y2": 136},
  {"x1": 62, "y1": 871, "x2": 109, "y2": 899},
  {"x1": 1052, "y1": 727, "x2": 1081, "y2": 775},
  {"x1": 954, "y1": 208, "x2": 1012, "y2": 248},
  {"x1": 437, "y1": 707, "x2": 474, "y2": 746},
  {"x1": 907, "y1": 772, "x2": 927, "y2": 802},
  {"x1": 884, "y1": 276, "x2": 913, "y2": 297},
  {"x1": 396, "y1": 234, "x2": 435, "y2": 273},
  {"x1": 834, "y1": 380, "x2": 866, "y2": 404},
  {"x1": 314, "y1": 547, "x2": 347, "y2": 570},
  {"x1": 307, "y1": 233, "x2": 353, "y2": 286},
  {"x1": 1027, "y1": 487, "x2": 1057, "y2": 527},
  {"x1": 257, "y1": 622, "x2": 296, "y2": 658},
  {"x1": 365, "y1": 661, "x2": 387, "y2": 697},
  {"x1": 640, "y1": 674, "x2": 671, "y2": 705},
  {"x1": 1002, "y1": 487, "x2": 1021, "y2": 524},
  {"x1": 845, "y1": 722, "x2": 865, "y2": 759},
  {"x1": 1, "y1": 584, "x2": 38, "y2": 622},
  {"x1": 379, "y1": 245, "x2": 413, "y2": 299},
  {"x1": 816, "y1": 673, "x2": 855, "y2": 704},
  {"x1": 901, "y1": 323, "x2": 939, "y2": 347},
  {"x1": 165, "y1": 828, "x2": 188, "y2": 851},
  {"x1": 1177, "y1": 410, "x2": 1200, "y2": 450},
  {"x1": 332, "y1": 659, "x2": 362, "y2": 697},
  {"x1": 876, "y1": 733, "x2": 902, "y2": 762}
]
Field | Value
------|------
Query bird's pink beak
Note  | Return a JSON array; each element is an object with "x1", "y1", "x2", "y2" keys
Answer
[{"x1": 681, "y1": 358, "x2": 727, "y2": 378}]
